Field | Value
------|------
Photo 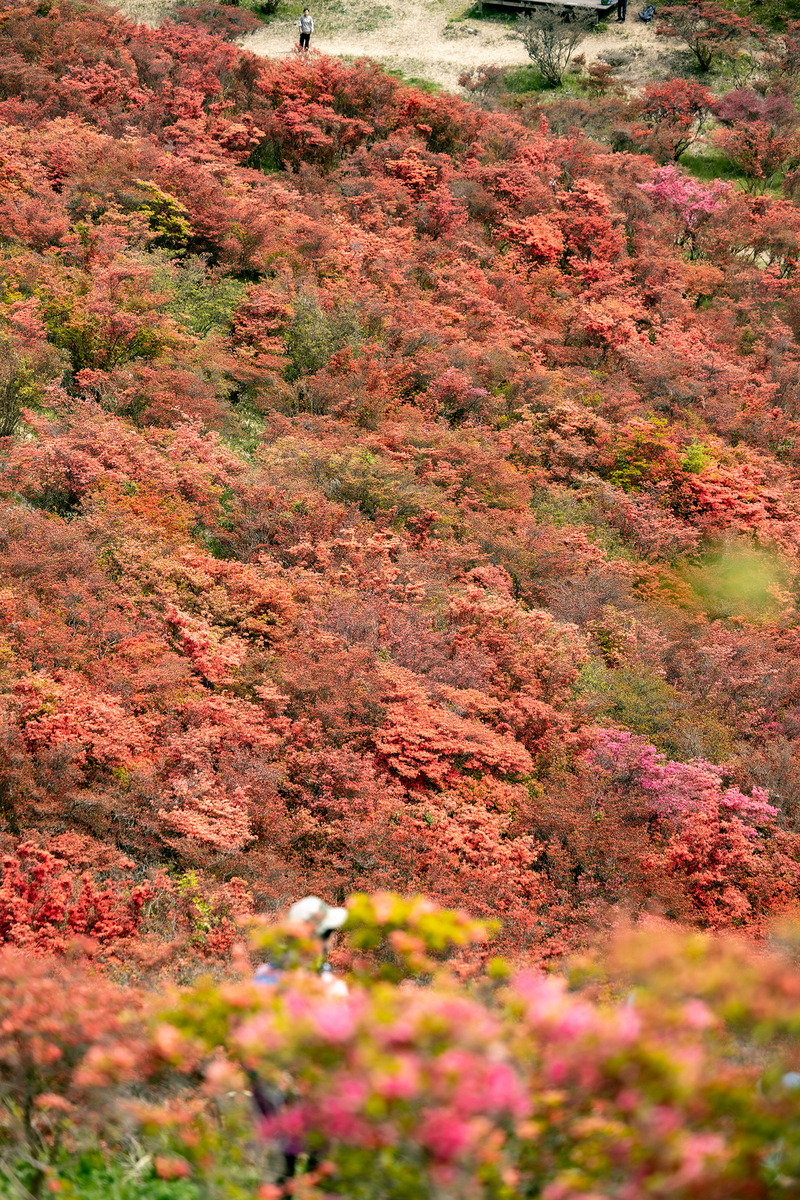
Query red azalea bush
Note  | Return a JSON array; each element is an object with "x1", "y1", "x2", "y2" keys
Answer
[{"x1": 2, "y1": 17, "x2": 800, "y2": 1194}]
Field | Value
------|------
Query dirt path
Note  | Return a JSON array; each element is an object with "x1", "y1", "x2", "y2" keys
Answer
[
  {"x1": 116, "y1": 0, "x2": 665, "y2": 93},
  {"x1": 241, "y1": 5, "x2": 663, "y2": 92}
]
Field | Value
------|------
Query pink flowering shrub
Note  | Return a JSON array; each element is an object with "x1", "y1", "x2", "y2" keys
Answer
[
  {"x1": 237, "y1": 982, "x2": 528, "y2": 1182},
  {"x1": 591, "y1": 727, "x2": 777, "y2": 823},
  {"x1": 638, "y1": 165, "x2": 734, "y2": 240},
  {"x1": 590, "y1": 730, "x2": 800, "y2": 928},
  {"x1": 157, "y1": 898, "x2": 800, "y2": 1199},
  {"x1": 2, "y1": 895, "x2": 800, "y2": 1197}
]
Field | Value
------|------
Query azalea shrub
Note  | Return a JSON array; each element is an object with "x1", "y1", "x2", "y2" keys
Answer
[
  {"x1": 0, "y1": 898, "x2": 800, "y2": 1198},
  {"x1": 149, "y1": 897, "x2": 800, "y2": 1199},
  {"x1": 2, "y1": 0, "x2": 800, "y2": 967}
]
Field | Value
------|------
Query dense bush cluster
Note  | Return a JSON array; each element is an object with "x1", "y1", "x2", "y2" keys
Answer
[{"x1": 2, "y1": 0, "x2": 800, "y2": 959}]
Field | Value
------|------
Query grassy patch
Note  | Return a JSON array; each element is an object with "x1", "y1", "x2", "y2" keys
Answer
[
  {"x1": 221, "y1": 395, "x2": 268, "y2": 459},
  {"x1": 384, "y1": 67, "x2": 442, "y2": 91},
  {"x1": 242, "y1": 0, "x2": 304, "y2": 22},
  {"x1": 355, "y1": 3, "x2": 393, "y2": 29},
  {"x1": 503, "y1": 63, "x2": 551, "y2": 91},
  {"x1": 0, "y1": 1154, "x2": 203, "y2": 1200},
  {"x1": 681, "y1": 146, "x2": 748, "y2": 187},
  {"x1": 681, "y1": 145, "x2": 785, "y2": 196},
  {"x1": 238, "y1": 0, "x2": 278, "y2": 24}
]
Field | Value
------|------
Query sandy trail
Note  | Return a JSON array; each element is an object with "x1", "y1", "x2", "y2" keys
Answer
[{"x1": 241, "y1": 7, "x2": 662, "y2": 92}]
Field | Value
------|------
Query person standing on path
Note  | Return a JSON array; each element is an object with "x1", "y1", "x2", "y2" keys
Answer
[
  {"x1": 298, "y1": 8, "x2": 314, "y2": 49},
  {"x1": 616, "y1": 0, "x2": 627, "y2": 20}
]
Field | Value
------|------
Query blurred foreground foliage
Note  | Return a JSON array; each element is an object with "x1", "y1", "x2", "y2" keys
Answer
[{"x1": 3, "y1": 897, "x2": 800, "y2": 1198}]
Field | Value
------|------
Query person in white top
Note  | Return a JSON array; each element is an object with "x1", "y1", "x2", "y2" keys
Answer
[
  {"x1": 288, "y1": 895, "x2": 348, "y2": 983},
  {"x1": 253, "y1": 895, "x2": 348, "y2": 987},
  {"x1": 298, "y1": 9, "x2": 314, "y2": 49}
]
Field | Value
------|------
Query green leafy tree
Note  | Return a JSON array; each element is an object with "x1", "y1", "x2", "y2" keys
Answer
[{"x1": 285, "y1": 296, "x2": 362, "y2": 382}]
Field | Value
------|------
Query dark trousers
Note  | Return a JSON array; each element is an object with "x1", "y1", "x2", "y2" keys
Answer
[
  {"x1": 299, "y1": 31, "x2": 311, "y2": 47},
  {"x1": 616, "y1": 0, "x2": 627, "y2": 19}
]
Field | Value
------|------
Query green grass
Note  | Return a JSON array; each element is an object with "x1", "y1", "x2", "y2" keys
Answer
[
  {"x1": 0, "y1": 1140, "x2": 275, "y2": 1200},
  {"x1": 221, "y1": 396, "x2": 269, "y2": 460},
  {"x1": 681, "y1": 145, "x2": 785, "y2": 197},
  {"x1": 238, "y1": 2, "x2": 277, "y2": 25},
  {"x1": 489, "y1": 60, "x2": 597, "y2": 97},
  {"x1": 242, "y1": 0, "x2": 303, "y2": 23},
  {"x1": 383, "y1": 67, "x2": 442, "y2": 92},
  {"x1": 354, "y1": 3, "x2": 392, "y2": 29},
  {"x1": 502, "y1": 63, "x2": 551, "y2": 92},
  {"x1": 681, "y1": 147, "x2": 748, "y2": 187},
  {"x1": 0, "y1": 1154, "x2": 202, "y2": 1200}
]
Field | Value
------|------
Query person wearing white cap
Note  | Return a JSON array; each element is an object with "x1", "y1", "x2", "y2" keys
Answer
[
  {"x1": 251, "y1": 897, "x2": 349, "y2": 1181},
  {"x1": 253, "y1": 896, "x2": 348, "y2": 986},
  {"x1": 287, "y1": 895, "x2": 348, "y2": 939},
  {"x1": 287, "y1": 896, "x2": 349, "y2": 994}
]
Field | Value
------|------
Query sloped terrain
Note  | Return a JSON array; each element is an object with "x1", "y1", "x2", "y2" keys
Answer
[{"x1": 1, "y1": 0, "x2": 800, "y2": 973}]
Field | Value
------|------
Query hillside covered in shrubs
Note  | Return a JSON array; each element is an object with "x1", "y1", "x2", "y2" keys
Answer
[
  {"x1": 4, "y1": 0, "x2": 800, "y2": 954},
  {"x1": 4, "y1": 0, "x2": 800, "y2": 1191}
]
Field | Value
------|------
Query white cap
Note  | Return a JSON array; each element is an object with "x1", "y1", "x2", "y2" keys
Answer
[{"x1": 288, "y1": 896, "x2": 348, "y2": 937}]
